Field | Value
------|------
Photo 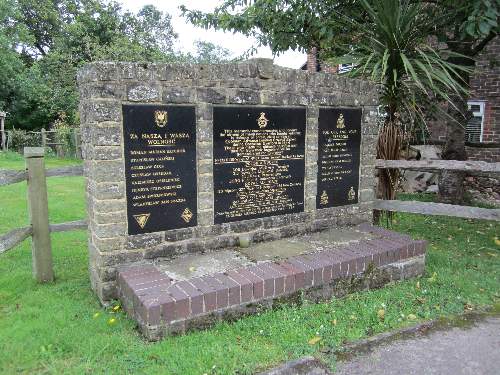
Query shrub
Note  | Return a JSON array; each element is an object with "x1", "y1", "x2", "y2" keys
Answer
[{"x1": 7, "y1": 128, "x2": 41, "y2": 152}]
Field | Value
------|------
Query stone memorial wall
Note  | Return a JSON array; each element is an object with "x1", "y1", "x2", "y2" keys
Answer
[{"x1": 77, "y1": 59, "x2": 379, "y2": 303}]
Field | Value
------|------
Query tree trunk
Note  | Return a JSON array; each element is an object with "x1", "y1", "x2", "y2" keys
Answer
[{"x1": 438, "y1": 94, "x2": 468, "y2": 204}]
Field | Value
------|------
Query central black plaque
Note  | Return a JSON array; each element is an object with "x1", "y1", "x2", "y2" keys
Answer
[
  {"x1": 123, "y1": 104, "x2": 197, "y2": 235},
  {"x1": 213, "y1": 106, "x2": 306, "y2": 224},
  {"x1": 317, "y1": 108, "x2": 361, "y2": 208}
]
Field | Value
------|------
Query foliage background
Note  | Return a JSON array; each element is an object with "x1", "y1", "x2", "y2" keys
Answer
[{"x1": 0, "y1": 0, "x2": 234, "y2": 131}]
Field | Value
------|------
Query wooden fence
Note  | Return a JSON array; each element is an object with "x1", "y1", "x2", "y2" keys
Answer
[
  {"x1": 1, "y1": 128, "x2": 82, "y2": 158},
  {"x1": 0, "y1": 148, "x2": 499, "y2": 282},
  {"x1": 0, "y1": 147, "x2": 86, "y2": 282},
  {"x1": 374, "y1": 159, "x2": 500, "y2": 221}
]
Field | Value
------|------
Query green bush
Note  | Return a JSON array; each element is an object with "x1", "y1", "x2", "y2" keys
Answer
[{"x1": 7, "y1": 128, "x2": 41, "y2": 152}]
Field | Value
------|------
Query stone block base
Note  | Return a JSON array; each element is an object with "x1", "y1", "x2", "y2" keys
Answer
[{"x1": 117, "y1": 225, "x2": 427, "y2": 340}]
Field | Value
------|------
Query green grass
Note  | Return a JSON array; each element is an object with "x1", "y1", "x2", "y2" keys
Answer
[
  {"x1": 0, "y1": 151, "x2": 81, "y2": 170},
  {"x1": 0, "y1": 152, "x2": 499, "y2": 374}
]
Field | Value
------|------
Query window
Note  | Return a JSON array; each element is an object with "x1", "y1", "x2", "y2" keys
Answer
[
  {"x1": 338, "y1": 63, "x2": 354, "y2": 74},
  {"x1": 466, "y1": 101, "x2": 485, "y2": 143}
]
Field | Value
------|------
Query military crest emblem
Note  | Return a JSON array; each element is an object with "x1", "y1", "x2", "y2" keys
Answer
[
  {"x1": 133, "y1": 213, "x2": 150, "y2": 229},
  {"x1": 257, "y1": 112, "x2": 269, "y2": 129},
  {"x1": 154, "y1": 110, "x2": 168, "y2": 127},
  {"x1": 320, "y1": 190, "x2": 329, "y2": 206},
  {"x1": 181, "y1": 208, "x2": 193, "y2": 223},
  {"x1": 336, "y1": 113, "x2": 345, "y2": 129},
  {"x1": 348, "y1": 186, "x2": 356, "y2": 201}
]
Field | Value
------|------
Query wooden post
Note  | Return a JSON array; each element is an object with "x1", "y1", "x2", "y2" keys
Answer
[
  {"x1": 41, "y1": 128, "x2": 46, "y2": 148},
  {"x1": 74, "y1": 129, "x2": 81, "y2": 159},
  {"x1": 0, "y1": 111, "x2": 5, "y2": 151},
  {"x1": 24, "y1": 147, "x2": 54, "y2": 282}
]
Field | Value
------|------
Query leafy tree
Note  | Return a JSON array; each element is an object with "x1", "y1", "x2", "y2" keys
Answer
[
  {"x1": 192, "y1": 40, "x2": 233, "y2": 63},
  {"x1": 1, "y1": 0, "x2": 179, "y2": 130}
]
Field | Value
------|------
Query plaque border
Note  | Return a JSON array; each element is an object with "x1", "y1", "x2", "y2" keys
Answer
[
  {"x1": 122, "y1": 103, "x2": 198, "y2": 235},
  {"x1": 316, "y1": 106, "x2": 362, "y2": 210},
  {"x1": 212, "y1": 104, "x2": 308, "y2": 224}
]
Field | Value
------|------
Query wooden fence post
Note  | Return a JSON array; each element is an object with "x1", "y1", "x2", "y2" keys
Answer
[
  {"x1": 24, "y1": 147, "x2": 54, "y2": 282},
  {"x1": 41, "y1": 128, "x2": 46, "y2": 149},
  {"x1": 74, "y1": 129, "x2": 81, "y2": 159},
  {"x1": 0, "y1": 111, "x2": 5, "y2": 151}
]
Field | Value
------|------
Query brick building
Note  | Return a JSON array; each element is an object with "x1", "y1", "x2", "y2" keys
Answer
[{"x1": 465, "y1": 36, "x2": 500, "y2": 163}]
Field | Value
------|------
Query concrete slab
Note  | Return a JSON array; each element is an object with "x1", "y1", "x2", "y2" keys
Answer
[
  {"x1": 156, "y1": 250, "x2": 253, "y2": 281},
  {"x1": 238, "y1": 238, "x2": 313, "y2": 262},
  {"x1": 303, "y1": 228, "x2": 376, "y2": 248},
  {"x1": 239, "y1": 227, "x2": 377, "y2": 262}
]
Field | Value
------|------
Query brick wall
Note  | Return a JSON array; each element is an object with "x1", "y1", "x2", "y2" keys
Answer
[
  {"x1": 77, "y1": 59, "x2": 379, "y2": 303},
  {"x1": 305, "y1": 49, "x2": 338, "y2": 73},
  {"x1": 427, "y1": 36, "x2": 500, "y2": 158},
  {"x1": 470, "y1": 35, "x2": 500, "y2": 145}
]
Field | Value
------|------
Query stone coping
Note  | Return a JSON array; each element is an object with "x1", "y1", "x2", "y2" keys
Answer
[{"x1": 117, "y1": 225, "x2": 427, "y2": 340}]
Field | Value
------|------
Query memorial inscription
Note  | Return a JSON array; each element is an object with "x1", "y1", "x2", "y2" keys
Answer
[
  {"x1": 122, "y1": 104, "x2": 197, "y2": 235},
  {"x1": 317, "y1": 108, "x2": 361, "y2": 208},
  {"x1": 213, "y1": 106, "x2": 306, "y2": 224}
]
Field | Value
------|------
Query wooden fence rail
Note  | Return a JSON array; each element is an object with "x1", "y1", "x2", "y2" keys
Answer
[
  {"x1": 0, "y1": 226, "x2": 32, "y2": 254},
  {"x1": 375, "y1": 159, "x2": 500, "y2": 221},
  {"x1": 0, "y1": 164, "x2": 82, "y2": 186},
  {"x1": 375, "y1": 159, "x2": 500, "y2": 174},
  {"x1": 373, "y1": 200, "x2": 500, "y2": 221}
]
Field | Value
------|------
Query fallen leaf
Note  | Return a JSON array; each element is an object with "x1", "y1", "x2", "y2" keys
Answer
[
  {"x1": 308, "y1": 336, "x2": 321, "y2": 345},
  {"x1": 331, "y1": 319, "x2": 337, "y2": 326},
  {"x1": 377, "y1": 309, "x2": 385, "y2": 321},
  {"x1": 464, "y1": 303, "x2": 474, "y2": 311},
  {"x1": 108, "y1": 318, "x2": 117, "y2": 325},
  {"x1": 416, "y1": 297, "x2": 426, "y2": 304},
  {"x1": 416, "y1": 281, "x2": 420, "y2": 290},
  {"x1": 189, "y1": 266, "x2": 196, "y2": 272},
  {"x1": 407, "y1": 314, "x2": 417, "y2": 320}
]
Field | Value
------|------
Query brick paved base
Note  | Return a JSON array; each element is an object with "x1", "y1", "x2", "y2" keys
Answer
[{"x1": 117, "y1": 225, "x2": 427, "y2": 340}]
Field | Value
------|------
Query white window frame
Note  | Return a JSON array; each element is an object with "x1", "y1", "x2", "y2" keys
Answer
[
  {"x1": 467, "y1": 100, "x2": 485, "y2": 143},
  {"x1": 338, "y1": 63, "x2": 354, "y2": 74}
]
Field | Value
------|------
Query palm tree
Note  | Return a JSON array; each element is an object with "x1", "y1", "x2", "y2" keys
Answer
[{"x1": 329, "y1": 0, "x2": 470, "y2": 221}]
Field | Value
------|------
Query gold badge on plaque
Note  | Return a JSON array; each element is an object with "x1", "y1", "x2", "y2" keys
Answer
[
  {"x1": 181, "y1": 208, "x2": 193, "y2": 223},
  {"x1": 348, "y1": 186, "x2": 356, "y2": 201},
  {"x1": 154, "y1": 110, "x2": 168, "y2": 127},
  {"x1": 320, "y1": 190, "x2": 329, "y2": 206},
  {"x1": 257, "y1": 112, "x2": 269, "y2": 128},
  {"x1": 336, "y1": 113, "x2": 345, "y2": 129},
  {"x1": 133, "y1": 213, "x2": 150, "y2": 229}
]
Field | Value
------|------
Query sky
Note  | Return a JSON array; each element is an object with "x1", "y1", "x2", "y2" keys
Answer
[{"x1": 120, "y1": 0, "x2": 306, "y2": 69}]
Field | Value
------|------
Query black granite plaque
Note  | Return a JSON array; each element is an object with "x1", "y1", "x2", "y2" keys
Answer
[
  {"x1": 213, "y1": 106, "x2": 306, "y2": 224},
  {"x1": 316, "y1": 108, "x2": 361, "y2": 208},
  {"x1": 122, "y1": 104, "x2": 197, "y2": 235}
]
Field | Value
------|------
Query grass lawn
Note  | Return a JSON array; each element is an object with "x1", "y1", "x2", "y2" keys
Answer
[{"x1": 1, "y1": 151, "x2": 499, "y2": 374}]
